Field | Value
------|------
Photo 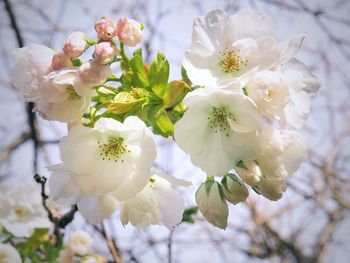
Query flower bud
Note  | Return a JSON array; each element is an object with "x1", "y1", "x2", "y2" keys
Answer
[
  {"x1": 256, "y1": 176, "x2": 286, "y2": 201},
  {"x1": 163, "y1": 80, "x2": 191, "y2": 109},
  {"x1": 221, "y1": 174, "x2": 248, "y2": 204},
  {"x1": 68, "y1": 230, "x2": 92, "y2": 256},
  {"x1": 93, "y1": 41, "x2": 118, "y2": 64},
  {"x1": 235, "y1": 160, "x2": 262, "y2": 186},
  {"x1": 95, "y1": 17, "x2": 118, "y2": 41},
  {"x1": 51, "y1": 51, "x2": 72, "y2": 71},
  {"x1": 116, "y1": 17, "x2": 142, "y2": 46},
  {"x1": 63, "y1": 31, "x2": 88, "y2": 59},
  {"x1": 195, "y1": 180, "x2": 228, "y2": 229},
  {"x1": 76, "y1": 60, "x2": 112, "y2": 90}
]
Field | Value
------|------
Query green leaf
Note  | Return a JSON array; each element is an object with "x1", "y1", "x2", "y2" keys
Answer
[
  {"x1": 16, "y1": 228, "x2": 50, "y2": 262},
  {"x1": 182, "y1": 206, "x2": 198, "y2": 224},
  {"x1": 149, "y1": 51, "x2": 169, "y2": 97},
  {"x1": 129, "y1": 55, "x2": 149, "y2": 89}
]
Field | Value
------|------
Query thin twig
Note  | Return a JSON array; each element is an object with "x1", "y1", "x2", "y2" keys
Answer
[
  {"x1": 3, "y1": 0, "x2": 39, "y2": 173},
  {"x1": 101, "y1": 221, "x2": 123, "y2": 263},
  {"x1": 34, "y1": 174, "x2": 78, "y2": 245}
]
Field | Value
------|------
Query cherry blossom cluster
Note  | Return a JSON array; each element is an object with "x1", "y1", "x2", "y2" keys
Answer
[
  {"x1": 10, "y1": 15, "x2": 190, "y2": 230},
  {"x1": 9, "y1": 9, "x2": 319, "y2": 231},
  {"x1": 175, "y1": 9, "x2": 319, "y2": 228}
]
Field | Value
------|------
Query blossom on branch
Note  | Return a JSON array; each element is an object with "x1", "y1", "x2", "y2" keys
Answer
[
  {"x1": 174, "y1": 87, "x2": 262, "y2": 177},
  {"x1": 48, "y1": 116, "x2": 157, "y2": 224},
  {"x1": 183, "y1": 9, "x2": 305, "y2": 89}
]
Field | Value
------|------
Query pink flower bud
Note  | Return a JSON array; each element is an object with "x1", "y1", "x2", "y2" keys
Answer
[
  {"x1": 63, "y1": 31, "x2": 88, "y2": 59},
  {"x1": 76, "y1": 60, "x2": 112, "y2": 90},
  {"x1": 95, "y1": 17, "x2": 118, "y2": 41},
  {"x1": 93, "y1": 42, "x2": 118, "y2": 64},
  {"x1": 116, "y1": 17, "x2": 142, "y2": 46},
  {"x1": 51, "y1": 51, "x2": 72, "y2": 71}
]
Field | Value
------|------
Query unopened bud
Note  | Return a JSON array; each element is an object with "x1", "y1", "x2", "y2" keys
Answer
[
  {"x1": 235, "y1": 160, "x2": 262, "y2": 186},
  {"x1": 63, "y1": 31, "x2": 88, "y2": 59},
  {"x1": 93, "y1": 42, "x2": 118, "y2": 64},
  {"x1": 51, "y1": 51, "x2": 72, "y2": 71},
  {"x1": 221, "y1": 174, "x2": 248, "y2": 205},
  {"x1": 163, "y1": 80, "x2": 191, "y2": 109},
  {"x1": 95, "y1": 17, "x2": 118, "y2": 41},
  {"x1": 116, "y1": 17, "x2": 142, "y2": 46}
]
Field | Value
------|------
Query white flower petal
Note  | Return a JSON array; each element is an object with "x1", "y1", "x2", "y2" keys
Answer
[
  {"x1": 77, "y1": 195, "x2": 120, "y2": 224},
  {"x1": 10, "y1": 44, "x2": 54, "y2": 102}
]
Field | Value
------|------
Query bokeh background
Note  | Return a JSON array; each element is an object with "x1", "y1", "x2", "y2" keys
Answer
[{"x1": 1, "y1": 0, "x2": 350, "y2": 262}]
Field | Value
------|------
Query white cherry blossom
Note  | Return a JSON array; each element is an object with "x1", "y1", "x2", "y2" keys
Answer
[
  {"x1": 0, "y1": 244, "x2": 22, "y2": 263},
  {"x1": 68, "y1": 230, "x2": 93, "y2": 256},
  {"x1": 183, "y1": 9, "x2": 304, "y2": 88},
  {"x1": 36, "y1": 68, "x2": 92, "y2": 123},
  {"x1": 174, "y1": 88, "x2": 262, "y2": 177},
  {"x1": 48, "y1": 116, "x2": 157, "y2": 224},
  {"x1": 0, "y1": 181, "x2": 51, "y2": 237},
  {"x1": 245, "y1": 70, "x2": 289, "y2": 120},
  {"x1": 235, "y1": 126, "x2": 307, "y2": 200}
]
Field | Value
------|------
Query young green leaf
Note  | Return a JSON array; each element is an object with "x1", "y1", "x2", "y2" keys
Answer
[
  {"x1": 129, "y1": 55, "x2": 149, "y2": 89},
  {"x1": 149, "y1": 51, "x2": 169, "y2": 98}
]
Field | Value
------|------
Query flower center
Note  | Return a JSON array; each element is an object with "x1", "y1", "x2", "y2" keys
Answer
[
  {"x1": 0, "y1": 252, "x2": 7, "y2": 260},
  {"x1": 14, "y1": 206, "x2": 29, "y2": 218},
  {"x1": 208, "y1": 107, "x2": 235, "y2": 137},
  {"x1": 218, "y1": 48, "x2": 248, "y2": 73},
  {"x1": 97, "y1": 136, "x2": 130, "y2": 162},
  {"x1": 66, "y1": 85, "x2": 81, "y2": 100}
]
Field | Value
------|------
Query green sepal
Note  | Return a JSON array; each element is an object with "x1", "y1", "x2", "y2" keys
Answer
[
  {"x1": 204, "y1": 179, "x2": 215, "y2": 196},
  {"x1": 154, "y1": 108, "x2": 174, "y2": 137},
  {"x1": 83, "y1": 35, "x2": 97, "y2": 46},
  {"x1": 243, "y1": 87, "x2": 248, "y2": 96},
  {"x1": 71, "y1": 58, "x2": 82, "y2": 67},
  {"x1": 252, "y1": 186, "x2": 261, "y2": 195},
  {"x1": 236, "y1": 160, "x2": 248, "y2": 170},
  {"x1": 181, "y1": 66, "x2": 192, "y2": 86},
  {"x1": 221, "y1": 173, "x2": 244, "y2": 194}
]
